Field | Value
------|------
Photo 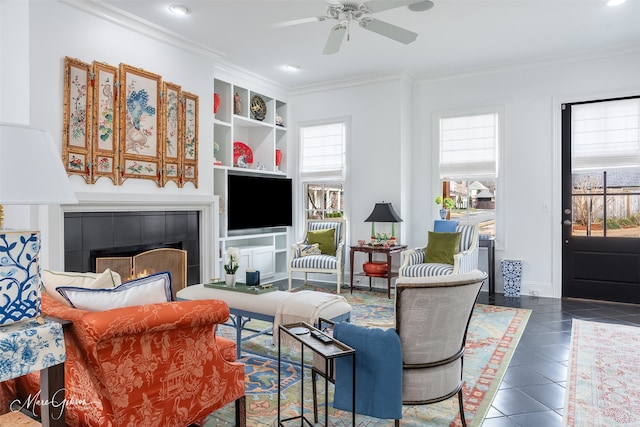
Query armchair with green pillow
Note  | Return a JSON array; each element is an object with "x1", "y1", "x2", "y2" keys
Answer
[
  {"x1": 400, "y1": 222, "x2": 479, "y2": 278},
  {"x1": 288, "y1": 218, "x2": 346, "y2": 293}
]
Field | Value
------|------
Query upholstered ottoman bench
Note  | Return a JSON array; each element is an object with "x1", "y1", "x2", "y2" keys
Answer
[{"x1": 177, "y1": 284, "x2": 351, "y2": 358}]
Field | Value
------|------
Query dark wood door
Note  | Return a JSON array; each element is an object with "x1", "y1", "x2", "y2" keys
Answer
[{"x1": 561, "y1": 98, "x2": 640, "y2": 304}]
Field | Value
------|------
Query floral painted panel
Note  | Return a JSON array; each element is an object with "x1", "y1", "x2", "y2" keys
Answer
[
  {"x1": 0, "y1": 318, "x2": 65, "y2": 382},
  {"x1": 91, "y1": 61, "x2": 119, "y2": 184},
  {"x1": 181, "y1": 91, "x2": 199, "y2": 188},
  {"x1": 162, "y1": 82, "x2": 182, "y2": 186},
  {"x1": 62, "y1": 56, "x2": 92, "y2": 182},
  {"x1": 119, "y1": 63, "x2": 162, "y2": 185}
]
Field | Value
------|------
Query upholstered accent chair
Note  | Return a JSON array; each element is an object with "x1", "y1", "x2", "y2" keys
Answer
[
  {"x1": 311, "y1": 271, "x2": 486, "y2": 426},
  {"x1": 288, "y1": 218, "x2": 346, "y2": 293},
  {"x1": 1, "y1": 293, "x2": 246, "y2": 427},
  {"x1": 399, "y1": 221, "x2": 479, "y2": 278},
  {"x1": 393, "y1": 270, "x2": 486, "y2": 426}
]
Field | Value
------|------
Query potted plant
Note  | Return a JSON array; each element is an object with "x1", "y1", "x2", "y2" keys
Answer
[
  {"x1": 435, "y1": 196, "x2": 455, "y2": 220},
  {"x1": 224, "y1": 247, "x2": 241, "y2": 287}
]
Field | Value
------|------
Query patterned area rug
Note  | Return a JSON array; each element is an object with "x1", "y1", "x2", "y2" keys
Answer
[
  {"x1": 564, "y1": 319, "x2": 640, "y2": 426},
  {"x1": 205, "y1": 287, "x2": 530, "y2": 427}
]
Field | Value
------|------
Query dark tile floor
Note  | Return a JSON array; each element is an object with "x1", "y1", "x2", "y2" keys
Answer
[
  {"x1": 475, "y1": 291, "x2": 640, "y2": 427},
  {"x1": 281, "y1": 279, "x2": 640, "y2": 427}
]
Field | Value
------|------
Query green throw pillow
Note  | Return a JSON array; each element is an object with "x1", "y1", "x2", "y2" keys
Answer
[
  {"x1": 424, "y1": 231, "x2": 461, "y2": 265},
  {"x1": 307, "y1": 228, "x2": 336, "y2": 255}
]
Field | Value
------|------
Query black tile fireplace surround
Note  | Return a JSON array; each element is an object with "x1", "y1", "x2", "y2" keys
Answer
[{"x1": 64, "y1": 211, "x2": 200, "y2": 285}]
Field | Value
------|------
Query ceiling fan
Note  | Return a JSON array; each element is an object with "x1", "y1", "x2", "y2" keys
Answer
[{"x1": 273, "y1": 0, "x2": 434, "y2": 55}]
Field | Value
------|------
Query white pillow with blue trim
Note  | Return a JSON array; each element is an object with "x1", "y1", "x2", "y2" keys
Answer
[{"x1": 57, "y1": 271, "x2": 172, "y2": 311}]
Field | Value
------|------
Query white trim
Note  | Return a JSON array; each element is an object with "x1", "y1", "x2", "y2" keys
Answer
[{"x1": 51, "y1": 193, "x2": 218, "y2": 283}]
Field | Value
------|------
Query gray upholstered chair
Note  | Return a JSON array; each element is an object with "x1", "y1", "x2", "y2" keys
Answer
[
  {"x1": 394, "y1": 270, "x2": 486, "y2": 426},
  {"x1": 311, "y1": 270, "x2": 486, "y2": 425},
  {"x1": 288, "y1": 218, "x2": 346, "y2": 293},
  {"x1": 399, "y1": 221, "x2": 479, "y2": 278}
]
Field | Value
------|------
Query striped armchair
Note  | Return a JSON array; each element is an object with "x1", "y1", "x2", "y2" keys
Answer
[
  {"x1": 399, "y1": 222, "x2": 479, "y2": 278},
  {"x1": 288, "y1": 219, "x2": 346, "y2": 293}
]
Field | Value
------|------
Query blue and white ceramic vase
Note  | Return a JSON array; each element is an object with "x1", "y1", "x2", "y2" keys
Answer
[{"x1": 501, "y1": 259, "x2": 522, "y2": 297}]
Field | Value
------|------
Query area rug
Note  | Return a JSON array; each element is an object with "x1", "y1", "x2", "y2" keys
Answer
[
  {"x1": 564, "y1": 319, "x2": 640, "y2": 426},
  {"x1": 205, "y1": 288, "x2": 530, "y2": 427}
]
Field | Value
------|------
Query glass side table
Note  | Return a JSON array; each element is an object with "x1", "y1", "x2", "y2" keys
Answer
[{"x1": 278, "y1": 322, "x2": 355, "y2": 426}]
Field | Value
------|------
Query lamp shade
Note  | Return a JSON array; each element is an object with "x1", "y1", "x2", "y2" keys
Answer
[
  {"x1": 364, "y1": 202, "x2": 403, "y2": 223},
  {"x1": 0, "y1": 123, "x2": 77, "y2": 205}
]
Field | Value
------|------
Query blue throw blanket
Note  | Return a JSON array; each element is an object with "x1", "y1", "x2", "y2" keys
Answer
[{"x1": 333, "y1": 322, "x2": 403, "y2": 420}]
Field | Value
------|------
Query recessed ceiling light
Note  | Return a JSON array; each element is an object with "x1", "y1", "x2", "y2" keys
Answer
[
  {"x1": 285, "y1": 64, "x2": 301, "y2": 72},
  {"x1": 168, "y1": 4, "x2": 190, "y2": 16},
  {"x1": 607, "y1": 0, "x2": 626, "y2": 5},
  {"x1": 408, "y1": 0, "x2": 435, "y2": 12}
]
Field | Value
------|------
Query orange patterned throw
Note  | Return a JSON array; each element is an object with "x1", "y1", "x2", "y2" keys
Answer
[{"x1": 0, "y1": 294, "x2": 245, "y2": 427}]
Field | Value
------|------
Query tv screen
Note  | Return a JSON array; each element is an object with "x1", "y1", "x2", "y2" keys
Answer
[{"x1": 228, "y1": 173, "x2": 293, "y2": 231}]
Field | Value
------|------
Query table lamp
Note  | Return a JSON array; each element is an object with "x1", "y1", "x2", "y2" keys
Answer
[
  {"x1": 0, "y1": 123, "x2": 78, "y2": 325},
  {"x1": 364, "y1": 202, "x2": 403, "y2": 242}
]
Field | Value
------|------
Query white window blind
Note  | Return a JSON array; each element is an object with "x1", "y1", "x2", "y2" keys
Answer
[
  {"x1": 439, "y1": 113, "x2": 498, "y2": 179},
  {"x1": 300, "y1": 122, "x2": 346, "y2": 181},
  {"x1": 572, "y1": 98, "x2": 640, "y2": 171}
]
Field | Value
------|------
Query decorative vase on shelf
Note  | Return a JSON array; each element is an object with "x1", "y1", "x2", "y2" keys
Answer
[
  {"x1": 275, "y1": 149, "x2": 283, "y2": 171},
  {"x1": 214, "y1": 93, "x2": 221, "y2": 114},
  {"x1": 439, "y1": 208, "x2": 449, "y2": 220},
  {"x1": 225, "y1": 274, "x2": 236, "y2": 287}
]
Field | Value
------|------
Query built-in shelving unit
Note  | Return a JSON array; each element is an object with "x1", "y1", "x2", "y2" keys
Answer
[{"x1": 213, "y1": 78, "x2": 289, "y2": 282}]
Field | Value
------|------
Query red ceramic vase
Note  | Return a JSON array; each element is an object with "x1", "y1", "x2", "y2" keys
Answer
[
  {"x1": 214, "y1": 93, "x2": 221, "y2": 114},
  {"x1": 275, "y1": 149, "x2": 283, "y2": 167}
]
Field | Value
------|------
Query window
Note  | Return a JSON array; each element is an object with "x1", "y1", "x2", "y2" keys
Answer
[
  {"x1": 300, "y1": 121, "x2": 347, "y2": 219},
  {"x1": 437, "y1": 112, "x2": 500, "y2": 237},
  {"x1": 569, "y1": 97, "x2": 640, "y2": 237}
]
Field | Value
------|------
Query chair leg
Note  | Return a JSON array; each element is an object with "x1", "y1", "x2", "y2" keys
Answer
[
  {"x1": 235, "y1": 395, "x2": 246, "y2": 427},
  {"x1": 312, "y1": 370, "x2": 319, "y2": 423},
  {"x1": 395, "y1": 420, "x2": 400, "y2": 427},
  {"x1": 458, "y1": 389, "x2": 467, "y2": 427}
]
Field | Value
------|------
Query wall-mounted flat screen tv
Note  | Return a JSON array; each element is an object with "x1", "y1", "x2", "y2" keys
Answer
[{"x1": 228, "y1": 173, "x2": 293, "y2": 231}]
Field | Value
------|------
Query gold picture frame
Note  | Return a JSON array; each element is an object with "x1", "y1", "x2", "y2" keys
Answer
[
  {"x1": 118, "y1": 63, "x2": 162, "y2": 185},
  {"x1": 91, "y1": 61, "x2": 119, "y2": 184},
  {"x1": 62, "y1": 56, "x2": 93, "y2": 182},
  {"x1": 162, "y1": 82, "x2": 182, "y2": 187},
  {"x1": 181, "y1": 91, "x2": 199, "y2": 188}
]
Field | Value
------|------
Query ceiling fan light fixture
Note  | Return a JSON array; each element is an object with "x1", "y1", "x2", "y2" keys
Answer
[
  {"x1": 168, "y1": 4, "x2": 190, "y2": 16},
  {"x1": 408, "y1": 0, "x2": 435, "y2": 12}
]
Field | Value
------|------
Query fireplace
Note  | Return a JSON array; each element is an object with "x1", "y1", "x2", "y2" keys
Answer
[{"x1": 63, "y1": 210, "x2": 201, "y2": 285}]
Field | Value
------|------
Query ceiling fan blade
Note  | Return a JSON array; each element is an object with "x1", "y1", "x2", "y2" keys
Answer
[
  {"x1": 363, "y1": 0, "x2": 427, "y2": 13},
  {"x1": 323, "y1": 24, "x2": 347, "y2": 55},
  {"x1": 359, "y1": 18, "x2": 418, "y2": 44},
  {"x1": 271, "y1": 16, "x2": 327, "y2": 28}
]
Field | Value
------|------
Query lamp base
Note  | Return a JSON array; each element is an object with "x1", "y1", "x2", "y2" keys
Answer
[{"x1": 0, "y1": 229, "x2": 41, "y2": 325}]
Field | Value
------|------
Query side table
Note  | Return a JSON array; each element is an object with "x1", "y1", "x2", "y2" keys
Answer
[
  {"x1": 479, "y1": 236, "x2": 496, "y2": 297},
  {"x1": 278, "y1": 322, "x2": 355, "y2": 426},
  {"x1": 0, "y1": 317, "x2": 68, "y2": 427},
  {"x1": 350, "y1": 244, "x2": 408, "y2": 298}
]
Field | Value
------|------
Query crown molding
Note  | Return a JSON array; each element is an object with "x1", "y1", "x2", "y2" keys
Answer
[
  {"x1": 290, "y1": 69, "x2": 415, "y2": 96},
  {"x1": 414, "y1": 42, "x2": 640, "y2": 85},
  {"x1": 59, "y1": 0, "x2": 224, "y2": 60}
]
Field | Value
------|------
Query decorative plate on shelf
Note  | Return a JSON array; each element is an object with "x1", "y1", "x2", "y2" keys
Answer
[
  {"x1": 250, "y1": 95, "x2": 267, "y2": 121},
  {"x1": 233, "y1": 141, "x2": 253, "y2": 167}
]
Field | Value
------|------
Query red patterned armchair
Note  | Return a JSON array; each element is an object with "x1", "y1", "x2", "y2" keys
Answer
[{"x1": 2, "y1": 294, "x2": 246, "y2": 427}]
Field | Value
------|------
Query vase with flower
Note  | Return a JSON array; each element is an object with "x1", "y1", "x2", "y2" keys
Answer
[
  {"x1": 224, "y1": 247, "x2": 240, "y2": 287},
  {"x1": 435, "y1": 196, "x2": 455, "y2": 220}
]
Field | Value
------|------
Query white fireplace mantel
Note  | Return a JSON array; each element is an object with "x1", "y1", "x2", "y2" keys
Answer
[{"x1": 49, "y1": 192, "x2": 219, "y2": 281}]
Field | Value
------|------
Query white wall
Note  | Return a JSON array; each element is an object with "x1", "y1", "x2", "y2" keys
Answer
[
  {"x1": 291, "y1": 50, "x2": 640, "y2": 298},
  {"x1": 412, "y1": 51, "x2": 640, "y2": 298}
]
